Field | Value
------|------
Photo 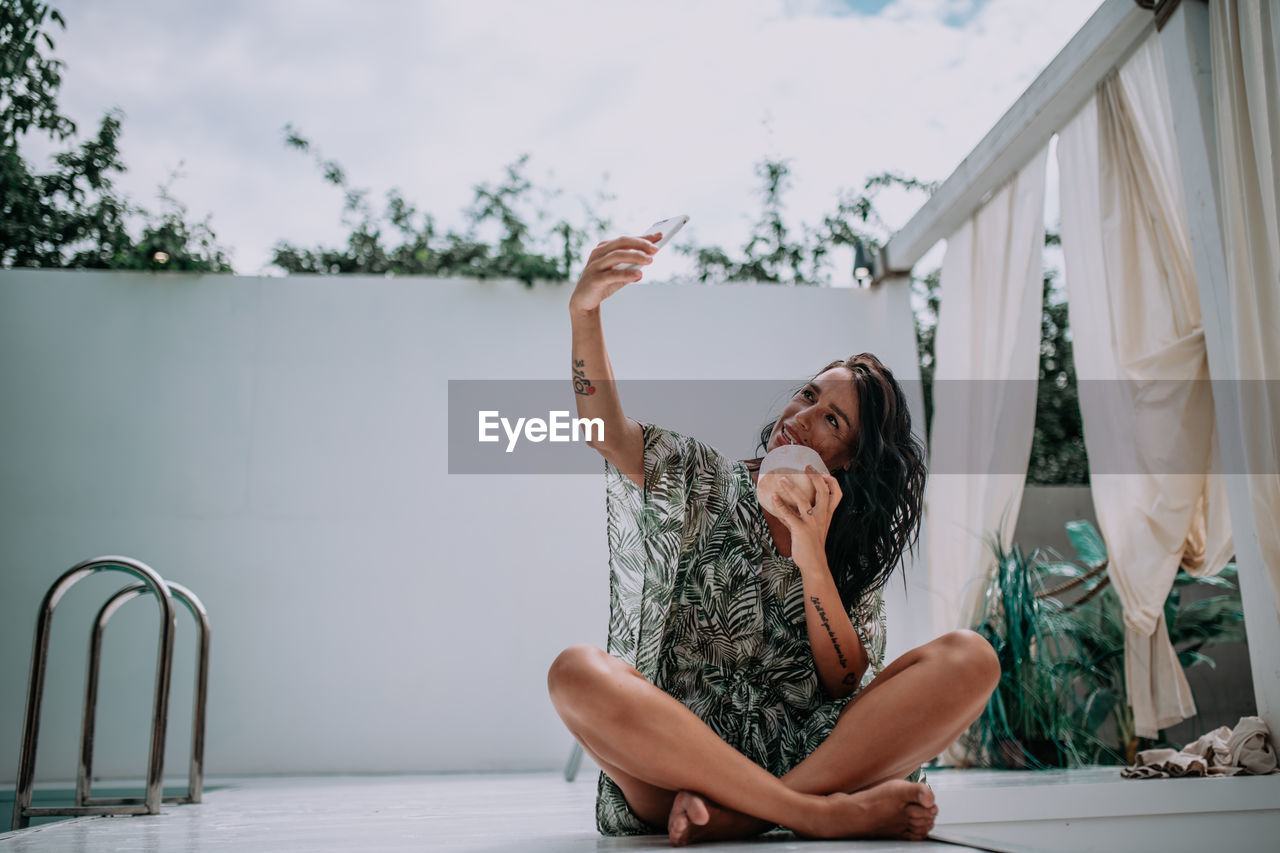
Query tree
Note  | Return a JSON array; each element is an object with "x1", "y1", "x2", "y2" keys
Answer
[
  {"x1": 1028, "y1": 236, "x2": 1088, "y2": 484},
  {"x1": 680, "y1": 159, "x2": 937, "y2": 288},
  {"x1": 270, "y1": 126, "x2": 609, "y2": 286},
  {"x1": 0, "y1": 0, "x2": 231, "y2": 271}
]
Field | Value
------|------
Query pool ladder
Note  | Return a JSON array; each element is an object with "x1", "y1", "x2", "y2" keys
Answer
[{"x1": 10, "y1": 556, "x2": 210, "y2": 831}]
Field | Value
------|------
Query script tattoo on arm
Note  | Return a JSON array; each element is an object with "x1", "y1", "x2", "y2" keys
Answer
[
  {"x1": 572, "y1": 359, "x2": 593, "y2": 396},
  {"x1": 810, "y1": 595, "x2": 849, "y2": 669}
]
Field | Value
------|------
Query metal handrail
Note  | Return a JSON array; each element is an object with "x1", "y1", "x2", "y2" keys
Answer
[
  {"x1": 11, "y1": 557, "x2": 177, "y2": 831},
  {"x1": 77, "y1": 581, "x2": 210, "y2": 808}
]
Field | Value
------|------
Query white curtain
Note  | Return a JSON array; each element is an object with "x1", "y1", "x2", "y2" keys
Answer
[
  {"x1": 924, "y1": 147, "x2": 1047, "y2": 640},
  {"x1": 1210, "y1": 0, "x2": 1280, "y2": 611},
  {"x1": 1057, "y1": 35, "x2": 1233, "y2": 739}
]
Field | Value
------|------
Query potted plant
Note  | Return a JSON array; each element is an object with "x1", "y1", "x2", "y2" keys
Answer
[{"x1": 960, "y1": 520, "x2": 1246, "y2": 768}]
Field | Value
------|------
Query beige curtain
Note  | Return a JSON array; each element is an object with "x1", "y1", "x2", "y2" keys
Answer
[
  {"x1": 1210, "y1": 0, "x2": 1280, "y2": 611},
  {"x1": 1057, "y1": 35, "x2": 1233, "y2": 739},
  {"x1": 924, "y1": 147, "x2": 1047, "y2": 640}
]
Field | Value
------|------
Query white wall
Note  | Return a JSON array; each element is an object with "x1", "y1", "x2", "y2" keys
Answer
[{"x1": 0, "y1": 269, "x2": 923, "y2": 781}]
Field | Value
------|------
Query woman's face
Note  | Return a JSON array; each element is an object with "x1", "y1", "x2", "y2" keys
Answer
[{"x1": 766, "y1": 367, "x2": 859, "y2": 472}]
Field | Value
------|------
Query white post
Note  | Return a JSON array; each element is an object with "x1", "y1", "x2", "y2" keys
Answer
[{"x1": 1160, "y1": 0, "x2": 1280, "y2": 737}]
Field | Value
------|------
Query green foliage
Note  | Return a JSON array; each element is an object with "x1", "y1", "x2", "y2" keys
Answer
[
  {"x1": 0, "y1": 1, "x2": 231, "y2": 271},
  {"x1": 679, "y1": 159, "x2": 936, "y2": 287},
  {"x1": 967, "y1": 537, "x2": 1100, "y2": 768},
  {"x1": 1, "y1": 0, "x2": 73, "y2": 143},
  {"x1": 912, "y1": 267, "x2": 940, "y2": 435},
  {"x1": 270, "y1": 125, "x2": 609, "y2": 286},
  {"x1": 964, "y1": 519, "x2": 1246, "y2": 768},
  {"x1": 1028, "y1": 260, "x2": 1088, "y2": 484}
]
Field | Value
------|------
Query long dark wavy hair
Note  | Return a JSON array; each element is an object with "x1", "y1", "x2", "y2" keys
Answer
[{"x1": 755, "y1": 353, "x2": 927, "y2": 607}]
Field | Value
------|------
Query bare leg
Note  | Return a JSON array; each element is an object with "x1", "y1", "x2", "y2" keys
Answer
[
  {"x1": 667, "y1": 630, "x2": 1000, "y2": 845},
  {"x1": 547, "y1": 645, "x2": 936, "y2": 841}
]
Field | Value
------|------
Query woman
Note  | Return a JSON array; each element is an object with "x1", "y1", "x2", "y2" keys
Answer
[{"x1": 548, "y1": 233, "x2": 1001, "y2": 845}]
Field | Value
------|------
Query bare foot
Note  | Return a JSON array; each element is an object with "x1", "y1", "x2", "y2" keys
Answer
[
  {"x1": 666, "y1": 791, "x2": 771, "y2": 846},
  {"x1": 800, "y1": 780, "x2": 937, "y2": 841}
]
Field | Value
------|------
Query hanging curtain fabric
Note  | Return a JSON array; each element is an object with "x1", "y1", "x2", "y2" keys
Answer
[
  {"x1": 1057, "y1": 35, "x2": 1234, "y2": 739},
  {"x1": 1210, "y1": 0, "x2": 1280, "y2": 611},
  {"x1": 923, "y1": 147, "x2": 1047, "y2": 640}
]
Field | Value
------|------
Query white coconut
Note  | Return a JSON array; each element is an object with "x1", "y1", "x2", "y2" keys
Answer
[{"x1": 756, "y1": 444, "x2": 828, "y2": 515}]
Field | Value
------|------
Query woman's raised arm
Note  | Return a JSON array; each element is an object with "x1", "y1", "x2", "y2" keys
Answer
[{"x1": 568, "y1": 234, "x2": 659, "y2": 487}]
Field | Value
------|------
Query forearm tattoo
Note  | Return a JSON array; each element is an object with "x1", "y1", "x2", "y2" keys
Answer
[
  {"x1": 810, "y1": 595, "x2": 849, "y2": 669},
  {"x1": 572, "y1": 359, "x2": 596, "y2": 396}
]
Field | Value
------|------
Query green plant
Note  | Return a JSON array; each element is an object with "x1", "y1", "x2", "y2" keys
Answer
[
  {"x1": 963, "y1": 519, "x2": 1246, "y2": 768},
  {"x1": 1, "y1": 1, "x2": 231, "y2": 271},
  {"x1": 966, "y1": 536, "x2": 1098, "y2": 768},
  {"x1": 271, "y1": 127, "x2": 609, "y2": 285}
]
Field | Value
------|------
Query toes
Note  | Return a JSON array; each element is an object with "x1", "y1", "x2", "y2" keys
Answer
[
  {"x1": 913, "y1": 782, "x2": 936, "y2": 809},
  {"x1": 686, "y1": 794, "x2": 711, "y2": 827},
  {"x1": 906, "y1": 799, "x2": 936, "y2": 819},
  {"x1": 668, "y1": 817, "x2": 690, "y2": 847},
  {"x1": 667, "y1": 807, "x2": 690, "y2": 846},
  {"x1": 911, "y1": 816, "x2": 936, "y2": 838}
]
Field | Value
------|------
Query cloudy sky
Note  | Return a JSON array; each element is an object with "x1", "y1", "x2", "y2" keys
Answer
[{"x1": 32, "y1": 0, "x2": 1099, "y2": 277}]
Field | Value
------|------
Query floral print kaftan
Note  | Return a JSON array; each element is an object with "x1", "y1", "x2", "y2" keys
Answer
[{"x1": 596, "y1": 424, "x2": 916, "y2": 836}]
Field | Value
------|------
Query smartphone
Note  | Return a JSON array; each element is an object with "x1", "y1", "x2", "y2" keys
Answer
[{"x1": 617, "y1": 214, "x2": 690, "y2": 270}]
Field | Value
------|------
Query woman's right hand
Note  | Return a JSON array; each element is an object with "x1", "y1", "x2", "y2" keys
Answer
[{"x1": 568, "y1": 234, "x2": 660, "y2": 316}]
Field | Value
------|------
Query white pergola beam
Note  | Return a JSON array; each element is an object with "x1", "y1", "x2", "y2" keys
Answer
[{"x1": 879, "y1": 0, "x2": 1151, "y2": 275}]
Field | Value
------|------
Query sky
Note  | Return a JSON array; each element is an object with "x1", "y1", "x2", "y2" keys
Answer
[{"x1": 30, "y1": 0, "x2": 1100, "y2": 278}]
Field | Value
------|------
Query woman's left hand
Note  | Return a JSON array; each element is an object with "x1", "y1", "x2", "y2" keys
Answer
[{"x1": 772, "y1": 466, "x2": 842, "y2": 567}]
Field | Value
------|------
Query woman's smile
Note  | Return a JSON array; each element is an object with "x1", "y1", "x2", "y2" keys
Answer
[{"x1": 777, "y1": 424, "x2": 802, "y2": 447}]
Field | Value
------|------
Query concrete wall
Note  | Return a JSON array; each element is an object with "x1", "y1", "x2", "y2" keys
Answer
[
  {"x1": 1012, "y1": 485, "x2": 1098, "y2": 559},
  {"x1": 0, "y1": 269, "x2": 925, "y2": 782}
]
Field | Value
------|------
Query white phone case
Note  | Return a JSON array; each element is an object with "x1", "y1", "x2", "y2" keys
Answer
[{"x1": 617, "y1": 214, "x2": 690, "y2": 270}]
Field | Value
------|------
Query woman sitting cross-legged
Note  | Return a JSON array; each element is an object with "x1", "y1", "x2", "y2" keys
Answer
[{"x1": 548, "y1": 233, "x2": 1001, "y2": 846}]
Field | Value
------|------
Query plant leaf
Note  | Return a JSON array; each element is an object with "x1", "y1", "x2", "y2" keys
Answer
[
  {"x1": 1177, "y1": 649, "x2": 1216, "y2": 670},
  {"x1": 1065, "y1": 520, "x2": 1107, "y2": 567}
]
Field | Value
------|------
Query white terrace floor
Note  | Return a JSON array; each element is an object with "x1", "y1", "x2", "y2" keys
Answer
[{"x1": 2, "y1": 763, "x2": 1278, "y2": 853}]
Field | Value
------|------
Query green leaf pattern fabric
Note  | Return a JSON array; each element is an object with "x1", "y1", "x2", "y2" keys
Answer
[{"x1": 596, "y1": 424, "x2": 916, "y2": 836}]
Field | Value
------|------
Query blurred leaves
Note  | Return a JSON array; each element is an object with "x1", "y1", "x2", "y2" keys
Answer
[
  {"x1": 678, "y1": 159, "x2": 929, "y2": 287},
  {"x1": 1028, "y1": 261, "x2": 1088, "y2": 484},
  {"x1": 272, "y1": 126, "x2": 610, "y2": 286},
  {"x1": 1, "y1": 1, "x2": 231, "y2": 271}
]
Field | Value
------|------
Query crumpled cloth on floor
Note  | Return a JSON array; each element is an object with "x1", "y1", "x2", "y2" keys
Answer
[{"x1": 1122, "y1": 716, "x2": 1278, "y2": 778}]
